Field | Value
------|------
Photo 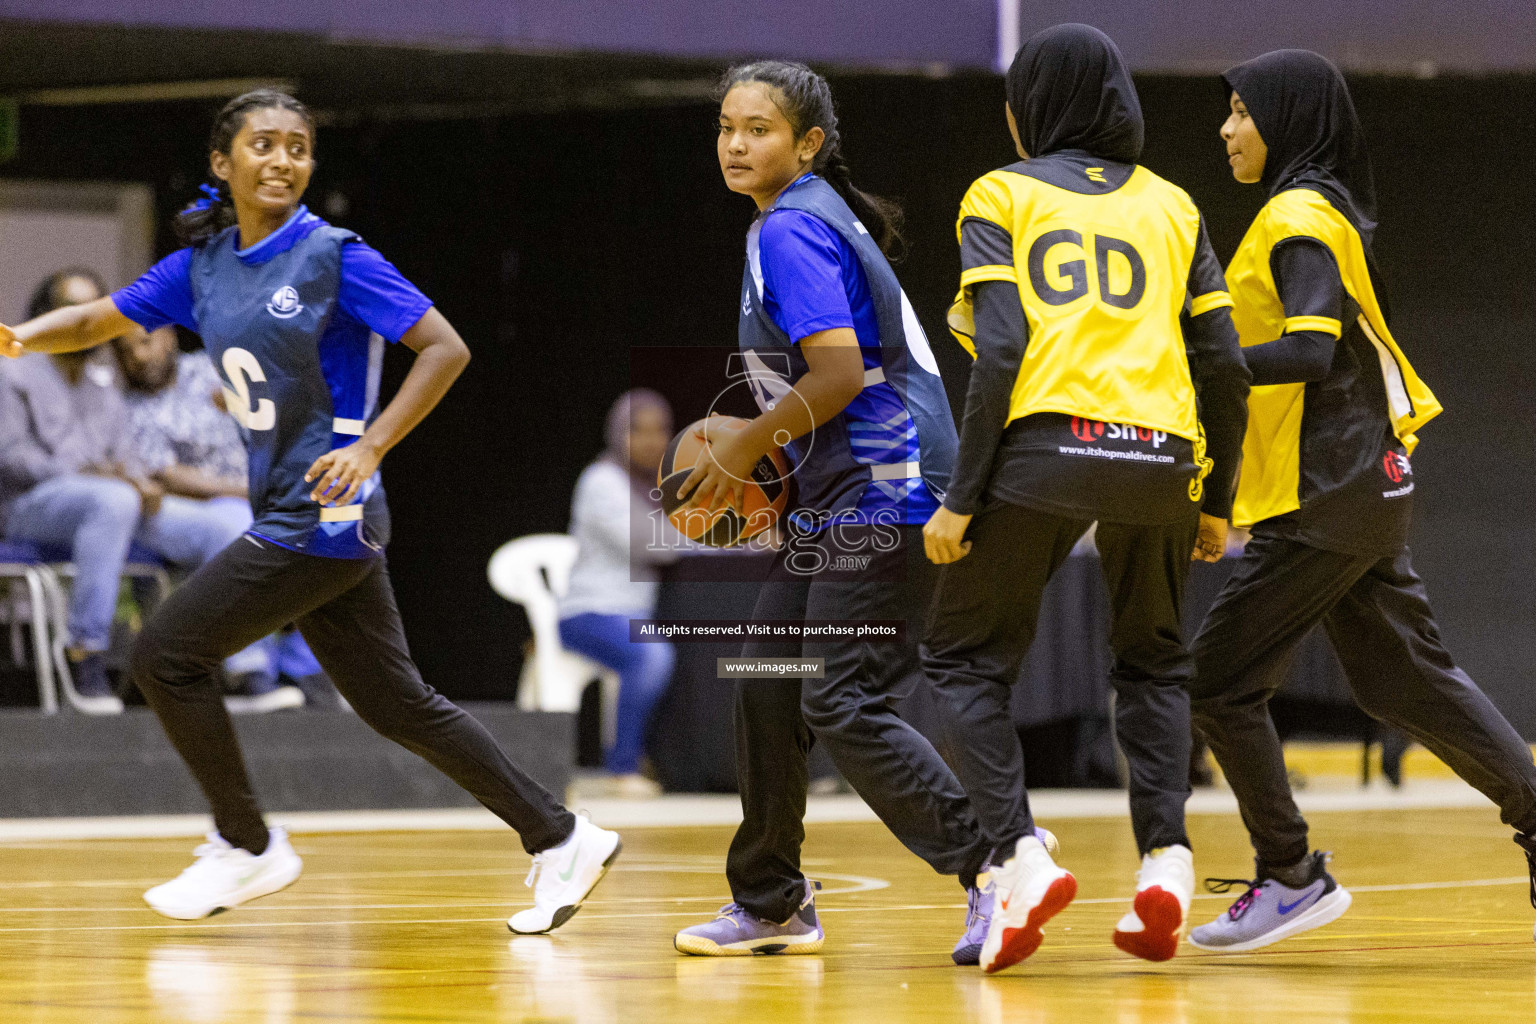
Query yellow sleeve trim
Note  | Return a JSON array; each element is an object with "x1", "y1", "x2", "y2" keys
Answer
[
  {"x1": 959, "y1": 265, "x2": 1017, "y2": 288},
  {"x1": 1189, "y1": 291, "x2": 1235, "y2": 317},
  {"x1": 957, "y1": 173, "x2": 1015, "y2": 234},
  {"x1": 946, "y1": 292, "x2": 977, "y2": 359},
  {"x1": 1283, "y1": 315, "x2": 1342, "y2": 338}
]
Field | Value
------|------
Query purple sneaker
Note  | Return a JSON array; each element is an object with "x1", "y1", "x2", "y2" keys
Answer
[
  {"x1": 952, "y1": 881, "x2": 994, "y2": 965},
  {"x1": 675, "y1": 880, "x2": 823, "y2": 956},
  {"x1": 953, "y1": 827, "x2": 1059, "y2": 966},
  {"x1": 1189, "y1": 851, "x2": 1351, "y2": 952}
]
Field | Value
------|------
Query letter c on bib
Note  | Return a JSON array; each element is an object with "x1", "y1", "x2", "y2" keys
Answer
[{"x1": 221, "y1": 347, "x2": 276, "y2": 431}]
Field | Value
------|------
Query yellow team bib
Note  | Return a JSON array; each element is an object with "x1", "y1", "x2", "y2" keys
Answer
[
  {"x1": 947, "y1": 166, "x2": 1211, "y2": 448},
  {"x1": 1227, "y1": 188, "x2": 1442, "y2": 528}
]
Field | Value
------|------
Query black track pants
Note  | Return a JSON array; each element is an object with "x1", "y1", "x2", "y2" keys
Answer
[
  {"x1": 924, "y1": 502, "x2": 1200, "y2": 858},
  {"x1": 725, "y1": 525, "x2": 991, "y2": 923},
  {"x1": 131, "y1": 534, "x2": 575, "y2": 855},
  {"x1": 1190, "y1": 533, "x2": 1536, "y2": 868}
]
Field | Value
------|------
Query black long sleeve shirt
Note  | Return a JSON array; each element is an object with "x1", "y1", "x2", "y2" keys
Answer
[
  {"x1": 1239, "y1": 234, "x2": 1414, "y2": 558},
  {"x1": 1241, "y1": 239, "x2": 1343, "y2": 386}
]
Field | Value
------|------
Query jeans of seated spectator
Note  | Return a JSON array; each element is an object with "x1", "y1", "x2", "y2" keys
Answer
[
  {"x1": 557, "y1": 612, "x2": 676, "y2": 775},
  {"x1": 276, "y1": 625, "x2": 324, "y2": 678},
  {"x1": 7, "y1": 480, "x2": 308, "y2": 678},
  {"x1": 7, "y1": 474, "x2": 145, "y2": 652},
  {"x1": 223, "y1": 629, "x2": 327, "y2": 693}
]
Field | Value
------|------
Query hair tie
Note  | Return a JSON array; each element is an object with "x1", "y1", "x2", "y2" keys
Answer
[{"x1": 191, "y1": 182, "x2": 223, "y2": 211}]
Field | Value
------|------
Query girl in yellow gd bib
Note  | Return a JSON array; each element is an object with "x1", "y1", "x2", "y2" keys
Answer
[
  {"x1": 921, "y1": 24, "x2": 1251, "y2": 971},
  {"x1": 1187, "y1": 50, "x2": 1536, "y2": 954}
]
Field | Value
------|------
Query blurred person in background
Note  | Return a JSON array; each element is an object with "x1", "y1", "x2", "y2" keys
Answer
[
  {"x1": 557, "y1": 389, "x2": 679, "y2": 798},
  {"x1": 0, "y1": 269, "x2": 160, "y2": 712},
  {"x1": 114, "y1": 324, "x2": 312, "y2": 713}
]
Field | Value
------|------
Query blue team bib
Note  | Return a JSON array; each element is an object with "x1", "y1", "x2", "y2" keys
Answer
[
  {"x1": 738, "y1": 176, "x2": 956, "y2": 526},
  {"x1": 189, "y1": 221, "x2": 389, "y2": 558}
]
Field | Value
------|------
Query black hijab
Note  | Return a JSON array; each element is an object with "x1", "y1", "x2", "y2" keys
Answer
[
  {"x1": 1005, "y1": 24, "x2": 1143, "y2": 164},
  {"x1": 1222, "y1": 49, "x2": 1378, "y2": 248}
]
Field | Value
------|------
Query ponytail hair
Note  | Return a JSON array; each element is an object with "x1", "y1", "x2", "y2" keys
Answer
[
  {"x1": 174, "y1": 88, "x2": 315, "y2": 247},
  {"x1": 718, "y1": 61, "x2": 906, "y2": 259}
]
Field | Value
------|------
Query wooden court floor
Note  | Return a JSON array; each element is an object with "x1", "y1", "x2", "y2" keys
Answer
[{"x1": 2, "y1": 806, "x2": 1533, "y2": 1023}]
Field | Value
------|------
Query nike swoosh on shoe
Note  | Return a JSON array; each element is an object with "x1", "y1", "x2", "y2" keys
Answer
[
  {"x1": 558, "y1": 848, "x2": 581, "y2": 882},
  {"x1": 1276, "y1": 895, "x2": 1311, "y2": 915}
]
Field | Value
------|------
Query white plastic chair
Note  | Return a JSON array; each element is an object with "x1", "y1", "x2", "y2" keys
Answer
[
  {"x1": 42, "y1": 548, "x2": 171, "y2": 714},
  {"x1": 0, "y1": 557, "x2": 58, "y2": 713},
  {"x1": 487, "y1": 534, "x2": 621, "y2": 747}
]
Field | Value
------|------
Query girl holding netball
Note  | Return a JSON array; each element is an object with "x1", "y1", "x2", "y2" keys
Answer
[
  {"x1": 0, "y1": 90, "x2": 619, "y2": 933},
  {"x1": 920, "y1": 25, "x2": 1251, "y2": 972},
  {"x1": 1187, "y1": 50, "x2": 1536, "y2": 952},
  {"x1": 671, "y1": 60, "x2": 1044, "y2": 963}
]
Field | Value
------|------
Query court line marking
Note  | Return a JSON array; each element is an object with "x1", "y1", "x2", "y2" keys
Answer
[
  {"x1": 0, "y1": 780, "x2": 1499, "y2": 843},
  {"x1": 0, "y1": 867, "x2": 888, "y2": 918},
  {"x1": 1347, "y1": 875, "x2": 1527, "y2": 894},
  {"x1": 0, "y1": 875, "x2": 1523, "y2": 930},
  {"x1": 0, "y1": 858, "x2": 752, "y2": 890},
  {"x1": 2, "y1": 866, "x2": 1519, "y2": 897}
]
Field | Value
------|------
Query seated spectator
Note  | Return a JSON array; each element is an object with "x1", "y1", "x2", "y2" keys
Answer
[
  {"x1": 558, "y1": 390, "x2": 679, "y2": 797},
  {"x1": 0, "y1": 268, "x2": 303, "y2": 715},
  {"x1": 0, "y1": 269, "x2": 154, "y2": 711},
  {"x1": 114, "y1": 324, "x2": 312, "y2": 712}
]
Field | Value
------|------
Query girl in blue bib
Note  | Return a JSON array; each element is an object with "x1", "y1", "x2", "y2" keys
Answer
[
  {"x1": 0, "y1": 90, "x2": 619, "y2": 932},
  {"x1": 672, "y1": 61, "x2": 998, "y2": 962}
]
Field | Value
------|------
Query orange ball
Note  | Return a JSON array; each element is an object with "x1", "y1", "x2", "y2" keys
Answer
[{"x1": 657, "y1": 415, "x2": 790, "y2": 547}]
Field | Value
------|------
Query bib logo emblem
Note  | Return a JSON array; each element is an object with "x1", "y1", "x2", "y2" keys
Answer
[
  {"x1": 1071, "y1": 417, "x2": 1105, "y2": 442},
  {"x1": 266, "y1": 286, "x2": 303, "y2": 319},
  {"x1": 1383, "y1": 451, "x2": 1410, "y2": 483}
]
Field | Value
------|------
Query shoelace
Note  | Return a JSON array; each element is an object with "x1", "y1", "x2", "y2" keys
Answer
[
  {"x1": 524, "y1": 850, "x2": 550, "y2": 889},
  {"x1": 192, "y1": 838, "x2": 229, "y2": 861},
  {"x1": 703, "y1": 882, "x2": 818, "y2": 929},
  {"x1": 171, "y1": 835, "x2": 238, "y2": 883},
  {"x1": 525, "y1": 812, "x2": 594, "y2": 889},
  {"x1": 1204, "y1": 877, "x2": 1261, "y2": 919},
  {"x1": 711, "y1": 888, "x2": 814, "y2": 927},
  {"x1": 963, "y1": 886, "x2": 983, "y2": 929}
]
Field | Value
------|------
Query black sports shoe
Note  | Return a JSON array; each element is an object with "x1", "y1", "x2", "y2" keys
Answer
[
  {"x1": 68, "y1": 653, "x2": 123, "y2": 714},
  {"x1": 1513, "y1": 832, "x2": 1536, "y2": 910}
]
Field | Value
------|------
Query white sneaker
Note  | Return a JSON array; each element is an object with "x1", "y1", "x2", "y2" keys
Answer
[
  {"x1": 508, "y1": 816, "x2": 622, "y2": 934},
  {"x1": 144, "y1": 827, "x2": 303, "y2": 920},
  {"x1": 1113, "y1": 844, "x2": 1194, "y2": 961},
  {"x1": 69, "y1": 692, "x2": 125, "y2": 715},
  {"x1": 979, "y1": 834, "x2": 1077, "y2": 974},
  {"x1": 566, "y1": 772, "x2": 662, "y2": 801},
  {"x1": 224, "y1": 685, "x2": 305, "y2": 714}
]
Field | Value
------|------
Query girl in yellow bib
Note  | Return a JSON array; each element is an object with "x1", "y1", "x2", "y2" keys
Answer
[
  {"x1": 921, "y1": 24, "x2": 1251, "y2": 972},
  {"x1": 1187, "y1": 49, "x2": 1536, "y2": 953}
]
